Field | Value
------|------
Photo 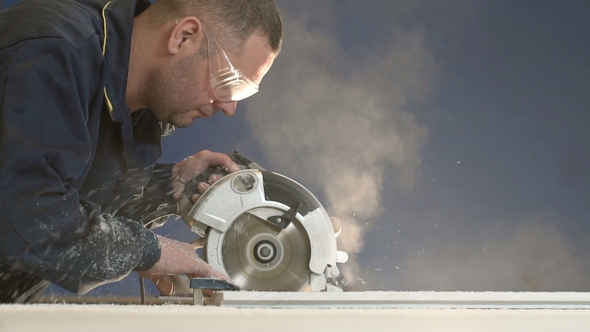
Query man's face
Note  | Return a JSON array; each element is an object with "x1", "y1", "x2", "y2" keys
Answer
[{"x1": 142, "y1": 31, "x2": 276, "y2": 128}]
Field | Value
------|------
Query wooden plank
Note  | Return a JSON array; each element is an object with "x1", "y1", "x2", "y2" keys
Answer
[
  {"x1": 2, "y1": 303, "x2": 590, "y2": 332},
  {"x1": 212, "y1": 291, "x2": 590, "y2": 309}
]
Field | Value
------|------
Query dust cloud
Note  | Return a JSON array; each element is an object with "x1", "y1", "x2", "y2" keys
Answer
[
  {"x1": 367, "y1": 217, "x2": 590, "y2": 291},
  {"x1": 244, "y1": 7, "x2": 437, "y2": 283}
]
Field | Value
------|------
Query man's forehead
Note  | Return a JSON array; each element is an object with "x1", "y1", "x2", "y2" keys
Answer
[{"x1": 231, "y1": 33, "x2": 276, "y2": 85}]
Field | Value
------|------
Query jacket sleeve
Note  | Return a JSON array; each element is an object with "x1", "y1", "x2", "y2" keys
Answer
[
  {"x1": 0, "y1": 38, "x2": 161, "y2": 293},
  {"x1": 116, "y1": 163, "x2": 177, "y2": 224}
]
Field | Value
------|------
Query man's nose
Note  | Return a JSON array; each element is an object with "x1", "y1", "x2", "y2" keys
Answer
[{"x1": 214, "y1": 101, "x2": 238, "y2": 116}]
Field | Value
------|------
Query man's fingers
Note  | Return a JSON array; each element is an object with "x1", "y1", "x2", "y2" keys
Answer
[
  {"x1": 172, "y1": 150, "x2": 242, "y2": 202},
  {"x1": 188, "y1": 269, "x2": 231, "y2": 283},
  {"x1": 172, "y1": 178, "x2": 186, "y2": 201},
  {"x1": 196, "y1": 182, "x2": 210, "y2": 194},
  {"x1": 139, "y1": 274, "x2": 174, "y2": 296},
  {"x1": 191, "y1": 193, "x2": 201, "y2": 203},
  {"x1": 208, "y1": 174, "x2": 221, "y2": 184},
  {"x1": 201, "y1": 151, "x2": 240, "y2": 172}
]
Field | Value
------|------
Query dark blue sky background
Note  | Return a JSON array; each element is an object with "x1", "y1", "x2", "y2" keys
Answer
[{"x1": 2, "y1": 0, "x2": 589, "y2": 294}]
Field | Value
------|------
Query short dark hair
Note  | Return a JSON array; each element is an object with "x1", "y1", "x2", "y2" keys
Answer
[{"x1": 147, "y1": 0, "x2": 283, "y2": 54}]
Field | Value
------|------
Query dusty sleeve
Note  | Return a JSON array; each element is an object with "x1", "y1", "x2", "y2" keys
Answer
[
  {"x1": 116, "y1": 163, "x2": 176, "y2": 223},
  {"x1": 0, "y1": 38, "x2": 160, "y2": 293}
]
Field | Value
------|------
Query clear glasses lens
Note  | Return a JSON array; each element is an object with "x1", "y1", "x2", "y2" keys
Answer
[
  {"x1": 213, "y1": 78, "x2": 258, "y2": 101},
  {"x1": 204, "y1": 27, "x2": 259, "y2": 102}
]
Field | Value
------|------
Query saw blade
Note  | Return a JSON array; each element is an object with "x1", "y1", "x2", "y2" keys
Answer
[{"x1": 221, "y1": 211, "x2": 311, "y2": 291}]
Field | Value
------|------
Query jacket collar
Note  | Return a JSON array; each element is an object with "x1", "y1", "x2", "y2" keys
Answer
[{"x1": 100, "y1": 0, "x2": 151, "y2": 122}]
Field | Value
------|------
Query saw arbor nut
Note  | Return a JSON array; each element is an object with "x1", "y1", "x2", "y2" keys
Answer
[{"x1": 253, "y1": 240, "x2": 278, "y2": 263}]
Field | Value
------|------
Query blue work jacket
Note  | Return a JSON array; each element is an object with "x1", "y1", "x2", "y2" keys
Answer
[{"x1": 0, "y1": 0, "x2": 173, "y2": 293}]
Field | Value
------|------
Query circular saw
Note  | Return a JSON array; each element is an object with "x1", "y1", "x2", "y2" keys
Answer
[{"x1": 145, "y1": 152, "x2": 348, "y2": 292}]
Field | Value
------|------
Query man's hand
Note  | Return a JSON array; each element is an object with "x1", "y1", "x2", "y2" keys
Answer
[
  {"x1": 138, "y1": 236, "x2": 229, "y2": 296},
  {"x1": 143, "y1": 151, "x2": 240, "y2": 296},
  {"x1": 172, "y1": 150, "x2": 241, "y2": 203}
]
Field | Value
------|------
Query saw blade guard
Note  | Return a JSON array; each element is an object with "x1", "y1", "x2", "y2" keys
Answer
[{"x1": 185, "y1": 169, "x2": 347, "y2": 292}]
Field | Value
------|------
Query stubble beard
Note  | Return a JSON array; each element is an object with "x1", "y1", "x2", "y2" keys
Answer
[{"x1": 140, "y1": 53, "x2": 206, "y2": 128}]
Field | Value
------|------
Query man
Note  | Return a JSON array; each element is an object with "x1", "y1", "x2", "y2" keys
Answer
[{"x1": 0, "y1": 0, "x2": 282, "y2": 303}]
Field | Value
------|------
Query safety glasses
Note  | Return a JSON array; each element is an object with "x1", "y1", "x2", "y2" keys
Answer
[{"x1": 202, "y1": 26, "x2": 259, "y2": 102}]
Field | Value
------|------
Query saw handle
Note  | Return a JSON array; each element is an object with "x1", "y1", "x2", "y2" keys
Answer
[
  {"x1": 141, "y1": 151, "x2": 263, "y2": 227},
  {"x1": 182, "y1": 151, "x2": 265, "y2": 200},
  {"x1": 182, "y1": 166, "x2": 230, "y2": 200}
]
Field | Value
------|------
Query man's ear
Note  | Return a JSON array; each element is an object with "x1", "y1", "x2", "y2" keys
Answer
[{"x1": 167, "y1": 17, "x2": 203, "y2": 55}]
